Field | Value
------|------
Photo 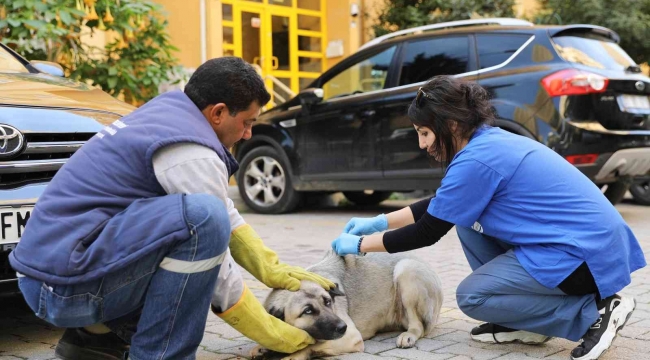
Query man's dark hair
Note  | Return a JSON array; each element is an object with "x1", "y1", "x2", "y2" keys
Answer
[
  {"x1": 184, "y1": 57, "x2": 271, "y2": 115},
  {"x1": 407, "y1": 76, "x2": 495, "y2": 166}
]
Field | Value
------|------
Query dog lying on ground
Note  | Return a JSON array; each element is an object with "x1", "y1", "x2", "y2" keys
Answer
[{"x1": 254, "y1": 250, "x2": 443, "y2": 360}]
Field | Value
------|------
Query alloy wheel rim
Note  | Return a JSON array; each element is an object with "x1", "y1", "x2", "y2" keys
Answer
[{"x1": 243, "y1": 156, "x2": 286, "y2": 207}]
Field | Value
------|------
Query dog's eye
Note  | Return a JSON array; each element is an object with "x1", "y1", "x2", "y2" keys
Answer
[
  {"x1": 324, "y1": 299, "x2": 332, "y2": 307},
  {"x1": 300, "y1": 306, "x2": 314, "y2": 316}
]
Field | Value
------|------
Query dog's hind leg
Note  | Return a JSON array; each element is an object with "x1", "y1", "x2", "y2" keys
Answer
[{"x1": 393, "y1": 259, "x2": 443, "y2": 348}]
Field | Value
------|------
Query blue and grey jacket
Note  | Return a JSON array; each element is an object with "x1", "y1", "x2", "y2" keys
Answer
[{"x1": 10, "y1": 91, "x2": 238, "y2": 285}]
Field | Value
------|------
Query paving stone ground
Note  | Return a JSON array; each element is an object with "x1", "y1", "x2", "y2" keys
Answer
[{"x1": 2, "y1": 188, "x2": 650, "y2": 360}]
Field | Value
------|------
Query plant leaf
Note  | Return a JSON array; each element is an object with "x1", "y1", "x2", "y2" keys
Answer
[
  {"x1": 24, "y1": 20, "x2": 46, "y2": 30},
  {"x1": 7, "y1": 19, "x2": 21, "y2": 27},
  {"x1": 59, "y1": 11, "x2": 72, "y2": 25},
  {"x1": 107, "y1": 77, "x2": 118, "y2": 89}
]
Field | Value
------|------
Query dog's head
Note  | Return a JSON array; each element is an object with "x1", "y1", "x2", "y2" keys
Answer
[{"x1": 267, "y1": 282, "x2": 347, "y2": 340}]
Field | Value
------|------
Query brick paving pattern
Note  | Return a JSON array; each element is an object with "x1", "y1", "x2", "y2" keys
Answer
[{"x1": 2, "y1": 189, "x2": 650, "y2": 360}]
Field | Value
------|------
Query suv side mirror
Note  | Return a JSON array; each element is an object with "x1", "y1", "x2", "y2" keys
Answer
[
  {"x1": 298, "y1": 87, "x2": 323, "y2": 106},
  {"x1": 298, "y1": 88, "x2": 324, "y2": 116},
  {"x1": 31, "y1": 61, "x2": 65, "y2": 77}
]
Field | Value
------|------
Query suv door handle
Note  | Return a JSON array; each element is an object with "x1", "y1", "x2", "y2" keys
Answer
[{"x1": 359, "y1": 110, "x2": 376, "y2": 119}]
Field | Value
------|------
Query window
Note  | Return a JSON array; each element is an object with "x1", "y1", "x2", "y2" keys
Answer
[
  {"x1": 0, "y1": 46, "x2": 28, "y2": 73},
  {"x1": 322, "y1": 46, "x2": 396, "y2": 101},
  {"x1": 477, "y1": 34, "x2": 530, "y2": 69},
  {"x1": 398, "y1": 37, "x2": 469, "y2": 86},
  {"x1": 552, "y1": 35, "x2": 636, "y2": 71}
]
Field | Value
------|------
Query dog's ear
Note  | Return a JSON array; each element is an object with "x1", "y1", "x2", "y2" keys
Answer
[
  {"x1": 268, "y1": 306, "x2": 285, "y2": 321},
  {"x1": 328, "y1": 283, "x2": 345, "y2": 298}
]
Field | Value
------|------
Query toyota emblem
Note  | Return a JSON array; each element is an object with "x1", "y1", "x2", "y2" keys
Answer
[
  {"x1": 635, "y1": 81, "x2": 646, "y2": 91},
  {"x1": 0, "y1": 124, "x2": 24, "y2": 158}
]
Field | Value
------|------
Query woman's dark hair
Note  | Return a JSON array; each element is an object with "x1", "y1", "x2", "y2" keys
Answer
[
  {"x1": 407, "y1": 76, "x2": 495, "y2": 166},
  {"x1": 184, "y1": 57, "x2": 271, "y2": 115}
]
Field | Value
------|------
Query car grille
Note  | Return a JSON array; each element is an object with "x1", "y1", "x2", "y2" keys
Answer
[{"x1": 0, "y1": 132, "x2": 95, "y2": 189}]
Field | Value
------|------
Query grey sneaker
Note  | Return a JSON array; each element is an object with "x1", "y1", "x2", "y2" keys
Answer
[
  {"x1": 571, "y1": 294, "x2": 636, "y2": 360},
  {"x1": 470, "y1": 323, "x2": 551, "y2": 344}
]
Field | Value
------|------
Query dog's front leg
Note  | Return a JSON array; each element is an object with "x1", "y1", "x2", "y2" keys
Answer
[
  {"x1": 280, "y1": 346, "x2": 313, "y2": 360},
  {"x1": 250, "y1": 345, "x2": 312, "y2": 360},
  {"x1": 277, "y1": 327, "x2": 365, "y2": 360}
]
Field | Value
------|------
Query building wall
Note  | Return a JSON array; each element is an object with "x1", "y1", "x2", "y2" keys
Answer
[
  {"x1": 152, "y1": 0, "x2": 541, "y2": 71},
  {"x1": 155, "y1": 0, "x2": 202, "y2": 69},
  {"x1": 325, "y1": 0, "x2": 361, "y2": 68}
]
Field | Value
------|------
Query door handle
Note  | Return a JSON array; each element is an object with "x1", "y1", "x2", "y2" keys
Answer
[
  {"x1": 342, "y1": 110, "x2": 376, "y2": 122},
  {"x1": 359, "y1": 110, "x2": 376, "y2": 118},
  {"x1": 272, "y1": 56, "x2": 279, "y2": 70}
]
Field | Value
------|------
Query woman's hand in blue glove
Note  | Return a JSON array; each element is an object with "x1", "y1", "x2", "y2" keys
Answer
[
  {"x1": 343, "y1": 214, "x2": 388, "y2": 236},
  {"x1": 331, "y1": 233, "x2": 361, "y2": 256}
]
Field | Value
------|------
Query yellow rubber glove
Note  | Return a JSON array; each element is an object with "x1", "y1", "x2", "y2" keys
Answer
[
  {"x1": 215, "y1": 285, "x2": 315, "y2": 353},
  {"x1": 229, "y1": 224, "x2": 335, "y2": 291}
]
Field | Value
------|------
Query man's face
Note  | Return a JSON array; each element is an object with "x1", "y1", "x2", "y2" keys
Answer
[{"x1": 206, "y1": 102, "x2": 261, "y2": 148}]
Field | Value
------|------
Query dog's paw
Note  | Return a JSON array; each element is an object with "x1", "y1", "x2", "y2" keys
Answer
[
  {"x1": 250, "y1": 345, "x2": 269, "y2": 359},
  {"x1": 396, "y1": 331, "x2": 418, "y2": 348},
  {"x1": 281, "y1": 353, "x2": 310, "y2": 360}
]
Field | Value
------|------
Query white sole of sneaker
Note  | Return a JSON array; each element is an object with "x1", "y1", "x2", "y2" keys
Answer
[
  {"x1": 471, "y1": 330, "x2": 551, "y2": 345},
  {"x1": 571, "y1": 296, "x2": 636, "y2": 360}
]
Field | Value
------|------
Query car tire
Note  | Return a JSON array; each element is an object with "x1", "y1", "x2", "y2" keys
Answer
[
  {"x1": 343, "y1": 191, "x2": 392, "y2": 206},
  {"x1": 602, "y1": 181, "x2": 630, "y2": 205},
  {"x1": 237, "y1": 146, "x2": 301, "y2": 214},
  {"x1": 630, "y1": 180, "x2": 650, "y2": 206}
]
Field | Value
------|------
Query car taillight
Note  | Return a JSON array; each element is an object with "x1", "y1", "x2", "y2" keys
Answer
[
  {"x1": 565, "y1": 154, "x2": 599, "y2": 165},
  {"x1": 541, "y1": 69, "x2": 609, "y2": 96}
]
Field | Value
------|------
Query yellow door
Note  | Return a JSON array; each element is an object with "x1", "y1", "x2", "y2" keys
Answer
[
  {"x1": 231, "y1": 3, "x2": 265, "y2": 69},
  {"x1": 264, "y1": 7, "x2": 294, "y2": 106},
  {"x1": 221, "y1": 0, "x2": 326, "y2": 108}
]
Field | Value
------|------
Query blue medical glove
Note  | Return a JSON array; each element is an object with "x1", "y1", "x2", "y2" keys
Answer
[
  {"x1": 331, "y1": 233, "x2": 361, "y2": 256},
  {"x1": 343, "y1": 214, "x2": 388, "y2": 236}
]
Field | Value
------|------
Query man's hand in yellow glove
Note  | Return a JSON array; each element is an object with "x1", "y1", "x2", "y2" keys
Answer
[
  {"x1": 215, "y1": 285, "x2": 314, "y2": 353},
  {"x1": 229, "y1": 224, "x2": 335, "y2": 291}
]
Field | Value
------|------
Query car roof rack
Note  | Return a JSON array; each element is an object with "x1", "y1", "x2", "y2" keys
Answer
[{"x1": 359, "y1": 18, "x2": 535, "y2": 51}]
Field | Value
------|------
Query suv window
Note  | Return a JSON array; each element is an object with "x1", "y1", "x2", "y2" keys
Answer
[
  {"x1": 322, "y1": 46, "x2": 396, "y2": 101},
  {"x1": 552, "y1": 35, "x2": 636, "y2": 71},
  {"x1": 0, "y1": 46, "x2": 28, "y2": 73},
  {"x1": 398, "y1": 36, "x2": 469, "y2": 86},
  {"x1": 477, "y1": 34, "x2": 530, "y2": 69}
]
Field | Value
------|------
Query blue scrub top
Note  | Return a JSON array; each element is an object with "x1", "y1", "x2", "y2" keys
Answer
[{"x1": 428, "y1": 126, "x2": 646, "y2": 298}]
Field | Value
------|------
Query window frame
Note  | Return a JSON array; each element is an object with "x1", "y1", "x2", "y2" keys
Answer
[
  {"x1": 307, "y1": 42, "x2": 401, "y2": 102},
  {"x1": 474, "y1": 33, "x2": 536, "y2": 71}
]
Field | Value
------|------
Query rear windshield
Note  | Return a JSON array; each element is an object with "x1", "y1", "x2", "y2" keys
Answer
[{"x1": 552, "y1": 35, "x2": 636, "y2": 71}]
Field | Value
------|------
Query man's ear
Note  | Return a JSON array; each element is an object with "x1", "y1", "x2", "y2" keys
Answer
[
  {"x1": 268, "y1": 306, "x2": 285, "y2": 321},
  {"x1": 208, "y1": 103, "x2": 228, "y2": 125},
  {"x1": 328, "y1": 283, "x2": 345, "y2": 298}
]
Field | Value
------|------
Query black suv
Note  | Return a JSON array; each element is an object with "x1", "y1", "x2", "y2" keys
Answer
[{"x1": 234, "y1": 18, "x2": 650, "y2": 214}]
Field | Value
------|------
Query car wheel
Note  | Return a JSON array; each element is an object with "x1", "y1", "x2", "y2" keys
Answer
[
  {"x1": 602, "y1": 181, "x2": 630, "y2": 205},
  {"x1": 630, "y1": 180, "x2": 650, "y2": 206},
  {"x1": 343, "y1": 191, "x2": 392, "y2": 206},
  {"x1": 237, "y1": 146, "x2": 301, "y2": 214}
]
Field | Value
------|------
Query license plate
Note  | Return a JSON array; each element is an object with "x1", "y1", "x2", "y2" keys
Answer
[
  {"x1": 0, "y1": 206, "x2": 32, "y2": 244},
  {"x1": 619, "y1": 95, "x2": 650, "y2": 112}
]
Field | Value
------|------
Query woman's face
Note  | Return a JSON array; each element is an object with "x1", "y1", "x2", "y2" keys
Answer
[{"x1": 414, "y1": 125, "x2": 440, "y2": 160}]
